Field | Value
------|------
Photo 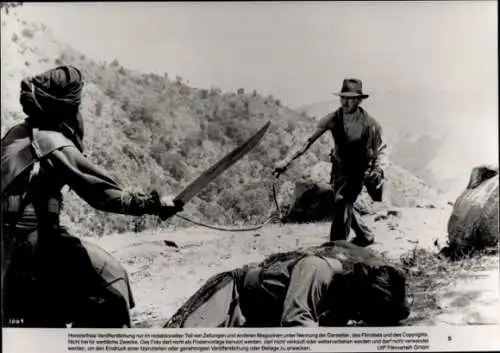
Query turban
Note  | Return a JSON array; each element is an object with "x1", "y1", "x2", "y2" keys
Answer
[
  {"x1": 20, "y1": 65, "x2": 83, "y2": 117},
  {"x1": 20, "y1": 65, "x2": 85, "y2": 151}
]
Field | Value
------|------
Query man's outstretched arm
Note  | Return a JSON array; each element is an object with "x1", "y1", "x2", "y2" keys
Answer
[{"x1": 273, "y1": 112, "x2": 334, "y2": 177}]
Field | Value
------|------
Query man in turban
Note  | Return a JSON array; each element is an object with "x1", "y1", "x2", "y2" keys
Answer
[{"x1": 1, "y1": 65, "x2": 183, "y2": 327}]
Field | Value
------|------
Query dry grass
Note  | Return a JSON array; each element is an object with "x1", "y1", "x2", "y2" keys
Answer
[{"x1": 399, "y1": 246, "x2": 499, "y2": 325}]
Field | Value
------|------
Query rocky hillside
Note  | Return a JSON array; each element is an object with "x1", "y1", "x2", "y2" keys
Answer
[{"x1": 1, "y1": 8, "x2": 448, "y2": 237}]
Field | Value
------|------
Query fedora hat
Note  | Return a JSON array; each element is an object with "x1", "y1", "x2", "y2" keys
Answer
[{"x1": 334, "y1": 78, "x2": 369, "y2": 99}]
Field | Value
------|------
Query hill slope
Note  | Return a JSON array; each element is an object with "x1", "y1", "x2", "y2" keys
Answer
[{"x1": 1, "y1": 9, "x2": 447, "y2": 236}]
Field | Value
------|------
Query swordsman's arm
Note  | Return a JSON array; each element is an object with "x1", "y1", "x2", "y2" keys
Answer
[{"x1": 50, "y1": 146, "x2": 166, "y2": 216}]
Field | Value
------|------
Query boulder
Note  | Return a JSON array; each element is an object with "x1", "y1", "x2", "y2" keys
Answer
[
  {"x1": 446, "y1": 165, "x2": 499, "y2": 255},
  {"x1": 281, "y1": 180, "x2": 335, "y2": 223},
  {"x1": 279, "y1": 162, "x2": 380, "y2": 223},
  {"x1": 278, "y1": 161, "x2": 449, "y2": 224}
]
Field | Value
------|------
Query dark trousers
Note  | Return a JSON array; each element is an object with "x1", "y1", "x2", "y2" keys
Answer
[
  {"x1": 329, "y1": 171, "x2": 374, "y2": 244},
  {"x1": 2, "y1": 226, "x2": 121, "y2": 327}
]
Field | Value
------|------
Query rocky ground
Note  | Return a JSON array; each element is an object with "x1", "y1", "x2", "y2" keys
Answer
[{"x1": 91, "y1": 204, "x2": 499, "y2": 328}]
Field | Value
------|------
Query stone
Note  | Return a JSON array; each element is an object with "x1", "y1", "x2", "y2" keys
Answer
[{"x1": 446, "y1": 165, "x2": 499, "y2": 256}]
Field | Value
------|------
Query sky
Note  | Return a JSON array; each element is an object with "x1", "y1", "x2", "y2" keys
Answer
[{"x1": 14, "y1": 1, "x2": 498, "y2": 108}]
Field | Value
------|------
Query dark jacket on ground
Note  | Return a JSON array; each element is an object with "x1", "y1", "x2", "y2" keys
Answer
[{"x1": 240, "y1": 255, "x2": 345, "y2": 327}]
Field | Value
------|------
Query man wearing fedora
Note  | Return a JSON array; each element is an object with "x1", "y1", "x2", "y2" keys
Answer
[{"x1": 273, "y1": 78, "x2": 385, "y2": 246}]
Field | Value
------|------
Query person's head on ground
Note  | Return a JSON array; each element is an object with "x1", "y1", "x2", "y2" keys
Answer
[
  {"x1": 334, "y1": 78, "x2": 369, "y2": 114},
  {"x1": 308, "y1": 241, "x2": 410, "y2": 326},
  {"x1": 20, "y1": 65, "x2": 85, "y2": 151},
  {"x1": 350, "y1": 262, "x2": 410, "y2": 326}
]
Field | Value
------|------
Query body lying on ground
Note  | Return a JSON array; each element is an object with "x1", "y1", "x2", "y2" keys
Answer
[{"x1": 164, "y1": 240, "x2": 411, "y2": 328}]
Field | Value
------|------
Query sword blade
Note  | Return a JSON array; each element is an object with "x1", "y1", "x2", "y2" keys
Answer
[{"x1": 174, "y1": 121, "x2": 270, "y2": 205}]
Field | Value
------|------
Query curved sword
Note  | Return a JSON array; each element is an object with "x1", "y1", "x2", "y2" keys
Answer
[{"x1": 173, "y1": 121, "x2": 270, "y2": 206}]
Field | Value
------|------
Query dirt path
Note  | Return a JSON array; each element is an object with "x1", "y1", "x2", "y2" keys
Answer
[{"x1": 91, "y1": 205, "x2": 499, "y2": 328}]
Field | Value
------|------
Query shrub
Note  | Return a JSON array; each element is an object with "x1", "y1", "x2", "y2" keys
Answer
[
  {"x1": 209, "y1": 86, "x2": 221, "y2": 96},
  {"x1": 21, "y1": 27, "x2": 34, "y2": 38},
  {"x1": 95, "y1": 99, "x2": 103, "y2": 116},
  {"x1": 122, "y1": 122, "x2": 150, "y2": 143},
  {"x1": 105, "y1": 87, "x2": 117, "y2": 99},
  {"x1": 1, "y1": 2, "x2": 23, "y2": 14},
  {"x1": 198, "y1": 89, "x2": 208, "y2": 99},
  {"x1": 227, "y1": 186, "x2": 271, "y2": 223},
  {"x1": 206, "y1": 122, "x2": 224, "y2": 141},
  {"x1": 285, "y1": 120, "x2": 297, "y2": 133},
  {"x1": 162, "y1": 153, "x2": 188, "y2": 180},
  {"x1": 224, "y1": 125, "x2": 247, "y2": 145}
]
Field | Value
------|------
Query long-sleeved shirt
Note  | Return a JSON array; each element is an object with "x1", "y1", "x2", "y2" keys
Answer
[
  {"x1": 318, "y1": 107, "x2": 385, "y2": 174},
  {"x1": 281, "y1": 256, "x2": 344, "y2": 326},
  {"x1": 242, "y1": 255, "x2": 345, "y2": 327},
  {"x1": 2, "y1": 124, "x2": 157, "y2": 232},
  {"x1": 45, "y1": 146, "x2": 149, "y2": 215}
]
